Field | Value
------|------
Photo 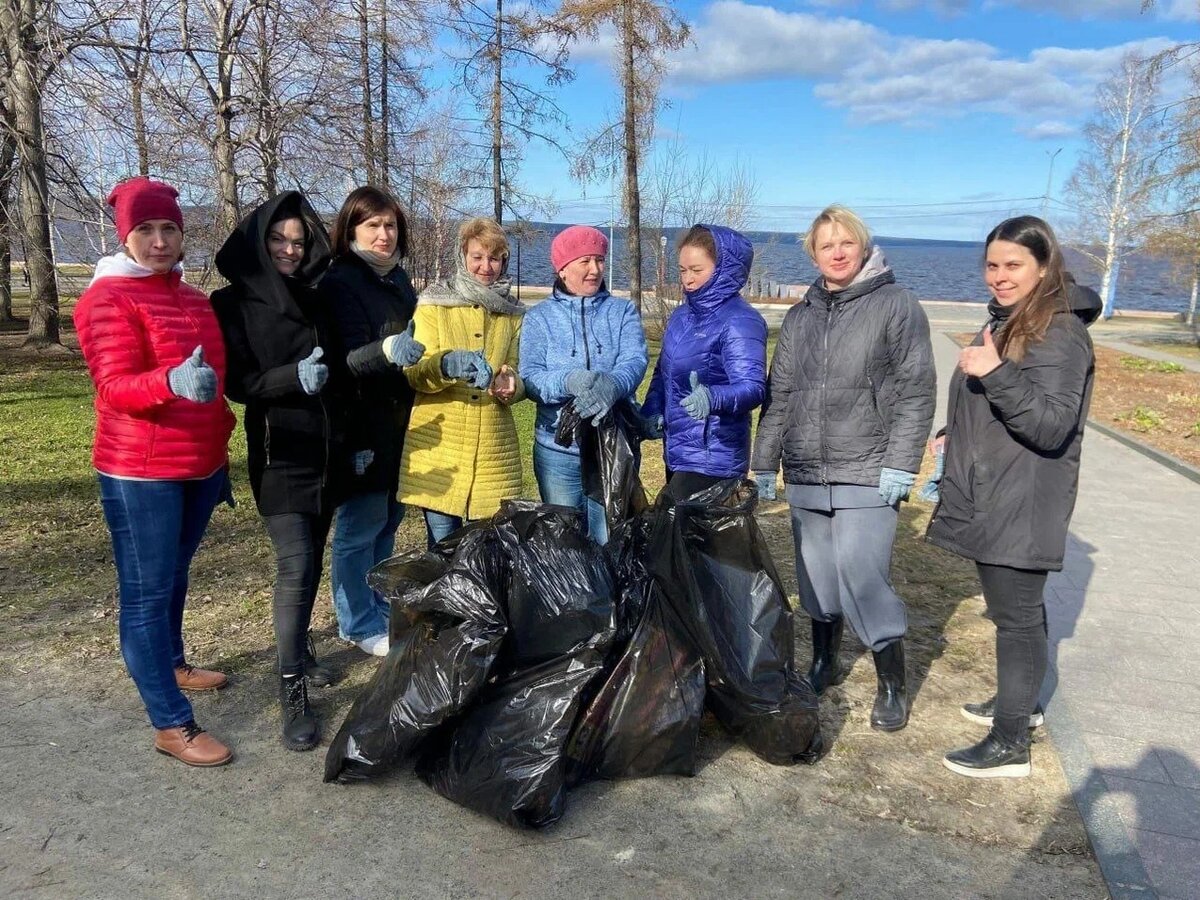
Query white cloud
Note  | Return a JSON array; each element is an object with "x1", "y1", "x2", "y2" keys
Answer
[
  {"x1": 664, "y1": 2, "x2": 1179, "y2": 132},
  {"x1": 1019, "y1": 120, "x2": 1079, "y2": 140}
]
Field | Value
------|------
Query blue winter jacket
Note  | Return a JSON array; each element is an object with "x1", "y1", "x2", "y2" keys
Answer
[
  {"x1": 642, "y1": 225, "x2": 767, "y2": 478},
  {"x1": 519, "y1": 285, "x2": 649, "y2": 453}
]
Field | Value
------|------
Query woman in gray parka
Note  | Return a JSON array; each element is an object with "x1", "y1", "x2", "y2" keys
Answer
[{"x1": 751, "y1": 205, "x2": 935, "y2": 732}]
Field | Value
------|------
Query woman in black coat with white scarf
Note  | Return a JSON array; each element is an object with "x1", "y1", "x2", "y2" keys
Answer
[
  {"x1": 212, "y1": 191, "x2": 349, "y2": 751},
  {"x1": 927, "y1": 215, "x2": 1096, "y2": 778}
]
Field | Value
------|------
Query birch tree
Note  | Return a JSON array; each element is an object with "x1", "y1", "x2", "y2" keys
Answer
[{"x1": 1065, "y1": 53, "x2": 1166, "y2": 317}]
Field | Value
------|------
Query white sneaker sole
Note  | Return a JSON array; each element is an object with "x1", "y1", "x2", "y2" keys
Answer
[
  {"x1": 960, "y1": 708, "x2": 1044, "y2": 728},
  {"x1": 942, "y1": 756, "x2": 1031, "y2": 779}
]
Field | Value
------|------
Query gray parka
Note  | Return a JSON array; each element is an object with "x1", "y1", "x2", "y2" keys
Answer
[{"x1": 751, "y1": 248, "x2": 936, "y2": 486}]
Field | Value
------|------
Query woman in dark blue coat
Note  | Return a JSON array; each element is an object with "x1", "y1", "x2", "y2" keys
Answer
[{"x1": 642, "y1": 225, "x2": 767, "y2": 497}]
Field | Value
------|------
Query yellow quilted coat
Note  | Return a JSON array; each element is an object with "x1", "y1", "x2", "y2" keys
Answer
[{"x1": 399, "y1": 293, "x2": 525, "y2": 519}]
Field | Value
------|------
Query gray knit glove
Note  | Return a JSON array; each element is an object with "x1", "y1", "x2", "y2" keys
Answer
[
  {"x1": 297, "y1": 347, "x2": 328, "y2": 395},
  {"x1": 168, "y1": 346, "x2": 217, "y2": 403}
]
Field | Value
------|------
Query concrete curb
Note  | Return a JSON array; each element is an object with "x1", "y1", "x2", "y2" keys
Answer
[
  {"x1": 1085, "y1": 419, "x2": 1200, "y2": 486},
  {"x1": 1044, "y1": 699, "x2": 1157, "y2": 900}
]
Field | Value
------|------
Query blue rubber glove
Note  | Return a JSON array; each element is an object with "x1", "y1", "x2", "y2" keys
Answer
[
  {"x1": 383, "y1": 321, "x2": 425, "y2": 366},
  {"x1": 168, "y1": 345, "x2": 218, "y2": 403},
  {"x1": 680, "y1": 371, "x2": 711, "y2": 420},
  {"x1": 917, "y1": 447, "x2": 945, "y2": 503},
  {"x1": 574, "y1": 371, "x2": 621, "y2": 424},
  {"x1": 441, "y1": 350, "x2": 493, "y2": 389},
  {"x1": 297, "y1": 347, "x2": 328, "y2": 395},
  {"x1": 754, "y1": 471, "x2": 778, "y2": 501},
  {"x1": 564, "y1": 369, "x2": 597, "y2": 397},
  {"x1": 353, "y1": 449, "x2": 375, "y2": 476},
  {"x1": 879, "y1": 467, "x2": 916, "y2": 506}
]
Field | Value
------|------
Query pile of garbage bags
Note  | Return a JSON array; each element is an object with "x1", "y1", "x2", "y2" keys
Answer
[{"x1": 323, "y1": 410, "x2": 822, "y2": 829}]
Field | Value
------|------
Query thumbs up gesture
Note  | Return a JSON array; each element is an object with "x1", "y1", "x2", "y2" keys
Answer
[
  {"x1": 958, "y1": 325, "x2": 1003, "y2": 378},
  {"x1": 297, "y1": 346, "x2": 329, "y2": 395},
  {"x1": 680, "y1": 369, "x2": 712, "y2": 420},
  {"x1": 382, "y1": 320, "x2": 425, "y2": 366},
  {"x1": 168, "y1": 344, "x2": 218, "y2": 402}
]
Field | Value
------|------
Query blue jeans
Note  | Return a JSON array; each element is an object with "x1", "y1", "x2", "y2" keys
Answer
[
  {"x1": 532, "y1": 442, "x2": 608, "y2": 545},
  {"x1": 98, "y1": 470, "x2": 226, "y2": 729},
  {"x1": 331, "y1": 490, "x2": 402, "y2": 640},
  {"x1": 423, "y1": 508, "x2": 465, "y2": 550}
]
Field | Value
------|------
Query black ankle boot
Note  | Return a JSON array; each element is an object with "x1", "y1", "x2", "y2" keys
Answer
[
  {"x1": 304, "y1": 632, "x2": 336, "y2": 688},
  {"x1": 943, "y1": 729, "x2": 1031, "y2": 778},
  {"x1": 279, "y1": 674, "x2": 319, "y2": 751},
  {"x1": 870, "y1": 639, "x2": 909, "y2": 731},
  {"x1": 806, "y1": 617, "x2": 846, "y2": 696},
  {"x1": 961, "y1": 696, "x2": 1044, "y2": 729}
]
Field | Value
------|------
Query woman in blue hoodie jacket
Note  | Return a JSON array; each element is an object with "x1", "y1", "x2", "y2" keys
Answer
[
  {"x1": 642, "y1": 225, "x2": 767, "y2": 497},
  {"x1": 519, "y1": 225, "x2": 648, "y2": 544}
]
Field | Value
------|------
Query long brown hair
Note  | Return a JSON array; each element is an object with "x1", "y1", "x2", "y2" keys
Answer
[
  {"x1": 985, "y1": 215, "x2": 1068, "y2": 362},
  {"x1": 330, "y1": 185, "x2": 409, "y2": 257}
]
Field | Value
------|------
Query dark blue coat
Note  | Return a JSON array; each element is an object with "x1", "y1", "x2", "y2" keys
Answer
[{"x1": 643, "y1": 225, "x2": 767, "y2": 478}]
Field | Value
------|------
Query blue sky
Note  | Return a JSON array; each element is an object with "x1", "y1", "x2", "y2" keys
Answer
[{"x1": 500, "y1": 0, "x2": 1196, "y2": 240}]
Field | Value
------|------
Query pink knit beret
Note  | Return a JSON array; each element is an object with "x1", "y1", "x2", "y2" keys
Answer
[
  {"x1": 550, "y1": 225, "x2": 608, "y2": 271},
  {"x1": 107, "y1": 176, "x2": 184, "y2": 242}
]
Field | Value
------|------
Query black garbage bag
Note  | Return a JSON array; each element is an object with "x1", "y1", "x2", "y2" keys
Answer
[
  {"x1": 366, "y1": 549, "x2": 451, "y2": 643},
  {"x1": 565, "y1": 583, "x2": 705, "y2": 783},
  {"x1": 555, "y1": 399, "x2": 648, "y2": 529},
  {"x1": 492, "y1": 500, "x2": 618, "y2": 668},
  {"x1": 323, "y1": 527, "x2": 509, "y2": 783},
  {"x1": 648, "y1": 478, "x2": 822, "y2": 766},
  {"x1": 417, "y1": 646, "x2": 607, "y2": 829}
]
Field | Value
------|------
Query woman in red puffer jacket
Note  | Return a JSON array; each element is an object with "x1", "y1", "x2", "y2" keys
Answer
[{"x1": 74, "y1": 176, "x2": 236, "y2": 768}]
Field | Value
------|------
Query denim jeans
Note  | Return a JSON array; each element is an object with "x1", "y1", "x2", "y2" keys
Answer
[
  {"x1": 977, "y1": 563, "x2": 1048, "y2": 746},
  {"x1": 532, "y1": 441, "x2": 608, "y2": 545},
  {"x1": 264, "y1": 511, "x2": 333, "y2": 675},
  {"x1": 331, "y1": 490, "x2": 402, "y2": 641},
  {"x1": 423, "y1": 508, "x2": 465, "y2": 550},
  {"x1": 98, "y1": 470, "x2": 226, "y2": 729}
]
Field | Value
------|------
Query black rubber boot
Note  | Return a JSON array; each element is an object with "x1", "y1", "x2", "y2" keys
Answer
[
  {"x1": 279, "y1": 674, "x2": 319, "y2": 751},
  {"x1": 304, "y1": 631, "x2": 336, "y2": 688},
  {"x1": 806, "y1": 617, "x2": 846, "y2": 696},
  {"x1": 943, "y1": 729, "x2": 1031, "y2": 779},
  {"x1": 870, "y1": 639, "x2": 909, "y2": 732}
]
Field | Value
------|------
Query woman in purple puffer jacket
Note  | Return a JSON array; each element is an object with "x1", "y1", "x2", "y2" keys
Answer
[{"x1": 641, "y1": 224, "x2": 767, "y2": 497}]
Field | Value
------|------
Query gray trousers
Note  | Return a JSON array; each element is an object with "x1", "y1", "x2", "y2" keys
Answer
[{"x1": 789, "y1": 504, "x2": 907, "y2": 652}]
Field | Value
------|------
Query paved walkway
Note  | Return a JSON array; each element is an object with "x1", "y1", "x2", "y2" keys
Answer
[{"x1": 931, "y1": 330, "x2": 1200, "y2": 900}]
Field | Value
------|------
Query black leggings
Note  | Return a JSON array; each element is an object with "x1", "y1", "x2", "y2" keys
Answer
[
  {"x1": 264, "y1": 511, "x2": 334, "y2": 676},
  {"x1": 977, "y1": 563, "x2": 1048, "y2": 745},
  {"x1": 663, "y1": 469, "x2": 727, "y2": 501}
]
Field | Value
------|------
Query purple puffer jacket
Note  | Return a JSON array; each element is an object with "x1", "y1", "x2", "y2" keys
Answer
[{"x1": 642, "y1": 225, "x2": 767, "y2": 478}]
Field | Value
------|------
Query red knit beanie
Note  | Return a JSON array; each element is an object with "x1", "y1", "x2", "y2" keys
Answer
[
  {"x1": 107, "y1": 176, "x2": 184, "y2": 242},
  {"x1": 550, "y1": 225, "x2": 608, "y2": 272}
]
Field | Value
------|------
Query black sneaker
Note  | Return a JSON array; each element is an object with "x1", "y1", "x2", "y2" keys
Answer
[
  {"x1": 943, "y1": 730, "x2": 1031, "y2": 779},
  {"x1": 304, "y1": 632, "x2": 337, "y2": 688},
  {"x1": 961, "y1": 696, "x2": 1044, "y2": 728}
]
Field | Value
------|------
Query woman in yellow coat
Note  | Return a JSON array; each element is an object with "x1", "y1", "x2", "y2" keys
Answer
[{"x1": 401, "y1": 218, "x2": 525, "y2": 546}]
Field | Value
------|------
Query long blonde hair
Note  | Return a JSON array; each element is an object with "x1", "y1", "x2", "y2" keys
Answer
[{"x1": 985, "y1": 216, "x2": 1069, "y2": 362}]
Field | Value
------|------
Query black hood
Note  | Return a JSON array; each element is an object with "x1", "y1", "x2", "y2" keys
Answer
[
  {"x1": 215, "y1": 191, "x2": 332, "y2": 313},
  {"x1": 1065, "y1": 273, "x2": 1102, "y2": 326}
]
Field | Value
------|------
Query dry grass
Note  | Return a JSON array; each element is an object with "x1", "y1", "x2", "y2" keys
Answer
[{"x1": 0, "y1": 328, "x2": 1091, "y2": 859}]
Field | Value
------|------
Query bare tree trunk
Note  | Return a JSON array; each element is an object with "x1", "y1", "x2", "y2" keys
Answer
[
  {"x1": 492, "y1": 0, "x2": 503, "y2": 223},
  {"x1": 0, "y1": 131, "x2": 15, "y2": 322},
  {"x1": 5, "y1": 0, "x2": 60, "y2": 345},
  {"x1": 621, "y1": 0, "x2": 641, "y2": 310},
  {"x1": 254, "y1": 2, "x2": 278, "y2": 197},
  {"x1": 359, "y1": 0, "x2": 377, "y2": 185},
  {"x1": 1190, "y1": 255, "x2": 1199, "y2": 327},
  {"x1": 131, "y1": 79, "x2": 150, "y2": 176},
  {"x1": 379, "y1": 0, "x2": 390, "y2": 189}
]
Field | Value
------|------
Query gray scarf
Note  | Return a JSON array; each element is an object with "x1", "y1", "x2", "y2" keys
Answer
[
  {"x1": 419, "y1": 264, "x2": 525, "y2": 316},
  {"x1": 351, "y1": 240, "x2": 402, "y2": 279}
]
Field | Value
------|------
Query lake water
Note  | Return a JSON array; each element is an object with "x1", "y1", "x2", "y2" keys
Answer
[{"x1": 507, "y1": 225, "x2": 1192, "y2": 314}]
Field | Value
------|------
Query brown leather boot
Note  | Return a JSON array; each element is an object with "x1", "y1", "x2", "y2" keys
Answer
[
  {"x1": 154, "y1": 721, "x2": 233, "y2": 767},
  {"x1": 175, "y1": 663, "x2": 228, "y2": 691}
]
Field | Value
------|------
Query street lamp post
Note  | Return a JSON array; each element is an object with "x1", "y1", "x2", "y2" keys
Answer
[{"x1": 1040, "y1": 147, "x2": 1062, "y2": 219}]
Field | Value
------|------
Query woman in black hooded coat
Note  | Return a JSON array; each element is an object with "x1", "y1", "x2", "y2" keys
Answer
[{"x1": 211, "y1": 191, "x2": 348, "y2": 751}]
